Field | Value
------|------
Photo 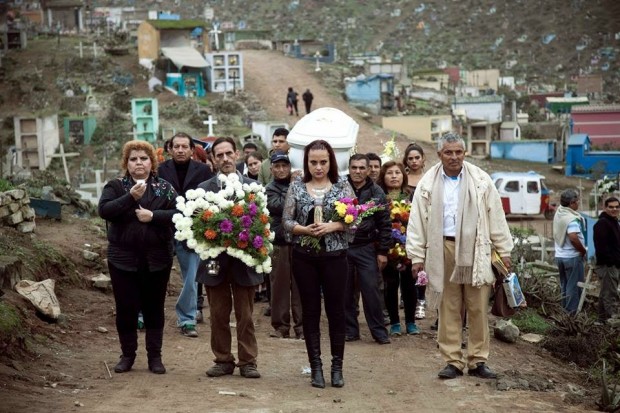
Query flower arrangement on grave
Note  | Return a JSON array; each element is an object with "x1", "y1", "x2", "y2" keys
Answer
[
  {"x1": 387, "y1": 198, "x2": 412, "y2": 271},
  {"x1": 380, "y1": 133, "x2": 401, "y2": 164},
  {"x1": 172, "y1": 174, "x2": 274, "y2": 273},
  {"x1": 595, "y1": 175, "x2": 618, "y2": 195},
  {"x1": 300, "y1": 197, "x2": 384, "y2": 252}
]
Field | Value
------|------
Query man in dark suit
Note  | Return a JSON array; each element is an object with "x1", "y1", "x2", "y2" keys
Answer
[
  {"x1": 197, "y1": 137, "x2": 263, "y2": 379},
  {"x1": 158, "y1": 132, "x2": 213, "y2": 337}
]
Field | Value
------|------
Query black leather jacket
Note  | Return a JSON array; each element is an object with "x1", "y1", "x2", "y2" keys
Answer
[
  {"x1": 347, "y1": 176, "x2": 392, "y2": 254},
  {"x1": 265, "y1": 177, "x2": 291, "y2": 245}
]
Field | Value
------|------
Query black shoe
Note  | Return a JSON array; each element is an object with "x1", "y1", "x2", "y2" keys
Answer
[
  {"x1": 468, "y1": 362, "x2": 497, "y2": 379},
  {"x1": 438, "y1": 364, "x2": 463, "y2": 379},
  {"x1": 148, "y1": 357, "x2": 166, "y2": 374},
  {"x1": 345, "y1": 335, "x2": 360, "y2": 342},
  {"x1": 374, "y1": 336, "x2": 391, "y2": 345},
  {"x1": 114, "y1": 355, "x2": 135, "y2": 373}
]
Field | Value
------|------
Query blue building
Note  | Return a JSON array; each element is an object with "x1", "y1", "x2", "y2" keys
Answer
[
  {"x1": 490, "y1": 140, "x2": 556, "y2": 164},
  {"x1": 344, "y1": 74, "x2": 394, "y2": 115},
  {"x1": 565, "y1": 134, "x2": 620, "y2": 176}
]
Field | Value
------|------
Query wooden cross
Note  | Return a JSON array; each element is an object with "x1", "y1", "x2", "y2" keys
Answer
[
  {"x1": 577, "y1": 263, "x2": 597, "y2": 314},
  {"x1": 74, "y1": 42, "x2": 98, "y2": 59},
  {"x1": 47, "y1": 144, "x2": 80, "y2": 183},
  {"x1": 79, "y1": 169, "x2": 106, "y2": 201},
  {"x1": 203, "y1": 115, "x2": 218, "y2": 137},
  {"x1": 209, "y1": 24, "x2": 222, "y2": 51}
]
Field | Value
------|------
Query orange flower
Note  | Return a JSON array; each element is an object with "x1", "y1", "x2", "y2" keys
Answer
[
  {"x1": 204, "y1": 229, "x2": 217, "y2": 240},
  {"x1": 156, "y1": 147, "x2": 165, "y2": 163},
  {"x1": 237, "y1": 240, "x2": 248, "y2": 249},
  {"x1": 263, "y1": 228, "x2": 271, "y2": 237},
  {"x1": 392, "y1": 222, "x2": 401, "y2": 229},
  {"x1": 248, "y1": 193, "x2": 256, "y2": 201},
  {"x1": 259, "y1": 246, "x2": 268, "y2": 256},
  {"x1": 260, "y1": 214, "x2": 269, "y2": 224},
  {"x1": 223, "y1": 239, "x2": 232, "y2": 247},
  {"x1": 201, "y1": 210, "x2": 213, "y2": 221},
  {"x1": 231, "y1": 204, "x2": 244, "y2": 217}
]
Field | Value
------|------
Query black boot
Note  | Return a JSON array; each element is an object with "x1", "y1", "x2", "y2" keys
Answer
[
  {"x1": 114, "y1": 331, "x2": 137, "y2": 373},
  {"x1": 305, "y1": 333, "x2": 325, "y2": 388},
  {"x1": 330, "y1": 334, "x2": 345, "y2": 388},
  {"x1": 146, "y1": 329, "x2": 166, "y2": 374}
]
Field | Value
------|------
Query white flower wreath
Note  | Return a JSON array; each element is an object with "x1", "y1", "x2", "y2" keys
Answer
[{"x1": 172, "y1": 173, "x2": 274, "y2": 273}]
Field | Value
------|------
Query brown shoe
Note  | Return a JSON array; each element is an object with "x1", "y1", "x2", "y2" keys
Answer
[
  {"x1": 269, "y1": 330, "x2": 290, "y2": 338},
  {"x1": 206, "y1": 362, "x2": 235, "y2": 377},
  {"x1": 239, "y1": 364, "x2": 261, "y2": 378}
]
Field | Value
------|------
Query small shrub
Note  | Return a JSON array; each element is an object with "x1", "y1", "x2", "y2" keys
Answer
[
  {"x1": 0, "y1": 178, "x2": 14, "y2": 192},
  {"x1": 512, "y1": 308, "x2": 551, "y2": 334}
]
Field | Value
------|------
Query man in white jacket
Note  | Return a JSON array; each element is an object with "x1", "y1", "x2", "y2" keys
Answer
[{"x1": 406, "y1": 132, "x2": 513, "y2": 380}]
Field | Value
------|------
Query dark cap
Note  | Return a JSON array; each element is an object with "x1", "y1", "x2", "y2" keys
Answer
[{"x1": 270, "y1": 151, "x2": 290, "y2": 164}]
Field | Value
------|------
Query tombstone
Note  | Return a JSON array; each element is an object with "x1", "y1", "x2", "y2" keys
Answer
[
  {"x1": 14, "y1": 115, "x2": 60, "y2": 171},
  {"x1": 131, "y1": 98, "x2": 159, "y2": 143}
]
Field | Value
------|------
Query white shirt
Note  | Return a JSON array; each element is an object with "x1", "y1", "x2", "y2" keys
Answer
[
  {"x1": 442, "y1": 169, "x2": 463, "y2": 236},
  {"x1": 555, "y1": 220, "x2": 585, "y2": 258}
]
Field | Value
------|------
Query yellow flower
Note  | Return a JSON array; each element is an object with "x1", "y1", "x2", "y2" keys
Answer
[
  {"x1": 344, "y1": 214, "x2": 354, "y2": 224},
  {"x1": 400, "y1": 226, "x2": 406, "y2": 234},
  {"x1": 335, "y1": 202, "x2": 347, "y2": 217}
]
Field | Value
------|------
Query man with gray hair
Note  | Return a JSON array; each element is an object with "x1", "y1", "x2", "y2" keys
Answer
[
  {"x1": 553, "y1": 188, "x2": 587, "y2": 315},
  {"x1": 406, "y1": 132, "x2": 513, "y2": 380}
]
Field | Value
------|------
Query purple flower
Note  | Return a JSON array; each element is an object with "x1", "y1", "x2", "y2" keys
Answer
[
  {"x1": 346, "y1": 205, "x2": 358, "y2": 216},
  {"x1": 252, "y1": 235, "x2": 264, "y2": 249},
  {"x1": 248, "y1": 203, "x2": 258, "y2": 216},
  {"x1": 220, "y1": 219, "x2": 233, "y2": 233},
  {"x1": 340, "y1": 197, "x2": 354, "y2": 204},
  {"x1": 238, "y1": 229, "x2": 250, "y2": 242},
  {"x1": 240, "y1": 215, "x2": 253, "y2": 228}
]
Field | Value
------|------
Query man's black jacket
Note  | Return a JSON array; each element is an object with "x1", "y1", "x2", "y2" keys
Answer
[
  {"x1": 265, "y1": 177, "x2": 290, "y2": 246},
  {"x1": 347, "y1": 176, "x2": 391, "y2": 255},
  {"x1": 594, "y1": 211, "x2": 620, "y2": 267}
]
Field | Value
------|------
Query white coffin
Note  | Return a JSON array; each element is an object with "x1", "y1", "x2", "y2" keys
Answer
[{"x1": 287, "y1": 107, "x2": 359, "y2": 176}]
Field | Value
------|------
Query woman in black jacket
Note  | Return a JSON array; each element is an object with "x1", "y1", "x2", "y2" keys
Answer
[{"x1": 98, "y1": 140, "x2": 177, "y2": 375}]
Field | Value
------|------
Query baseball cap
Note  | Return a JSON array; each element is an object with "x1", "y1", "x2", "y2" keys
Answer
[{"x1": 270, "y1": 151, "x2": 290, "y2": 164}]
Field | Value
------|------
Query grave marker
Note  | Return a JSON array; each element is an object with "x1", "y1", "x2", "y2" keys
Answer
[
  {"x1": 203, "y1": 115, "x2": 218, "y2": 137},
  {"x1": 47, "y1": 144, "x2": 79, "y2": 182}
]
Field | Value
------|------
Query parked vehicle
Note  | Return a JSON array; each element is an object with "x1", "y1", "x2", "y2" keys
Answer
[{"x1": 491, "y1": 172, "x2": 556, "y2": 220}]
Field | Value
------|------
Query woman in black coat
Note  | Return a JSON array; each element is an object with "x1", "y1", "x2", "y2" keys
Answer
[{"x1": 98, "y1": 140, "x2": 177, "y2": 374}]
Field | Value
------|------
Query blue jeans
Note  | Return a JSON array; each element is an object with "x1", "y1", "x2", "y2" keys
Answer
[
  {"x1": 555, "y1": 256, "x2": 585, "y2": 315},
  {"x1": 175, "y1": 241, "x2": 199, "y2": 327}
]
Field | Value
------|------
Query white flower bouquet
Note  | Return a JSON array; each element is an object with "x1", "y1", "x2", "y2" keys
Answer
[{"x1": 172, "y1": 174, "x2": 274, "y2": 273}]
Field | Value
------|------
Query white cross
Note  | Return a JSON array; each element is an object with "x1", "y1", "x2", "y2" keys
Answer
[
  {"x1": 74, "y1": 42, "x2": 98, "y2": 59},
  {"x1": 203, "y1": 115, "x2": 218, "y2": 137},
  {"x1": 209, "y1": 24, "x2": 222, "y2": 51},
  {"x1": 46, "y1": 144, "x2": 80, "y2": 183}
]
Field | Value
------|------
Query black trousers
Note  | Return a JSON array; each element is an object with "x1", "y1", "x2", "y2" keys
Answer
[
  {"x1": 292, "y1": 249, "x2": 347, "y2": 346},
  {"x1": 383, "y1": 264, "x2": 418, "y2": 324},
  {"x1": 345, "y1": 243, "x2": 388, "y2": 340},
  {"x1": 109, "y1": 262, "x2": 171, "y2": 335}
]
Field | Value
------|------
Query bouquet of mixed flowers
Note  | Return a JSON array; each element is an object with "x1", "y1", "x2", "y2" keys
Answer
[
  {"x1": 300, "y1": 197, "x2": 384, "y2": 251},
  {"x1": 172, "y1": 174, "x2": 274, "y2": 273},
  {"x1": 387, "y1": 198, "x2": 411, "y2": 271}
]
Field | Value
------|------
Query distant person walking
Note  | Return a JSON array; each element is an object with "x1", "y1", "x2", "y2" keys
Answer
[
  {"x1": 302, "y1": 89, "x2": 314, "y2": 114},
  {"x1": 286, "y1": 87, "x2": 299, "y2": 116}
]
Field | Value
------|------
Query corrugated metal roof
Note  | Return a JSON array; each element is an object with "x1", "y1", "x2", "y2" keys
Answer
[{"x1": 572, "y1": 104, "x2": 620, "y2": 113}]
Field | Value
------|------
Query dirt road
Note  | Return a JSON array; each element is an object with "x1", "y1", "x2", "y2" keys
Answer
[{"x1": 1, "y1": 209, "x2": 594, "y2": 413}]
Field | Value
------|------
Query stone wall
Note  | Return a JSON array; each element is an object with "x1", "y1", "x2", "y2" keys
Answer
[{"x1": 0, "y1": 189, "x2": 36, "y2": 233}]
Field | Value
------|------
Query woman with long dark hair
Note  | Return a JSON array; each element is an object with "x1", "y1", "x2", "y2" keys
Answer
[{"x1": 283, "y1": 140, "x2": 354, "y2": 389}]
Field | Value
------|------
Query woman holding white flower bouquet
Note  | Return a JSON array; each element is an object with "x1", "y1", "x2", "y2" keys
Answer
[
  {"x1": 98, "y1": 140, "x2": 178, "y2": 375},
  {"x1": 283, "y1": 139, "x2": 355, "y2": 389}
]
